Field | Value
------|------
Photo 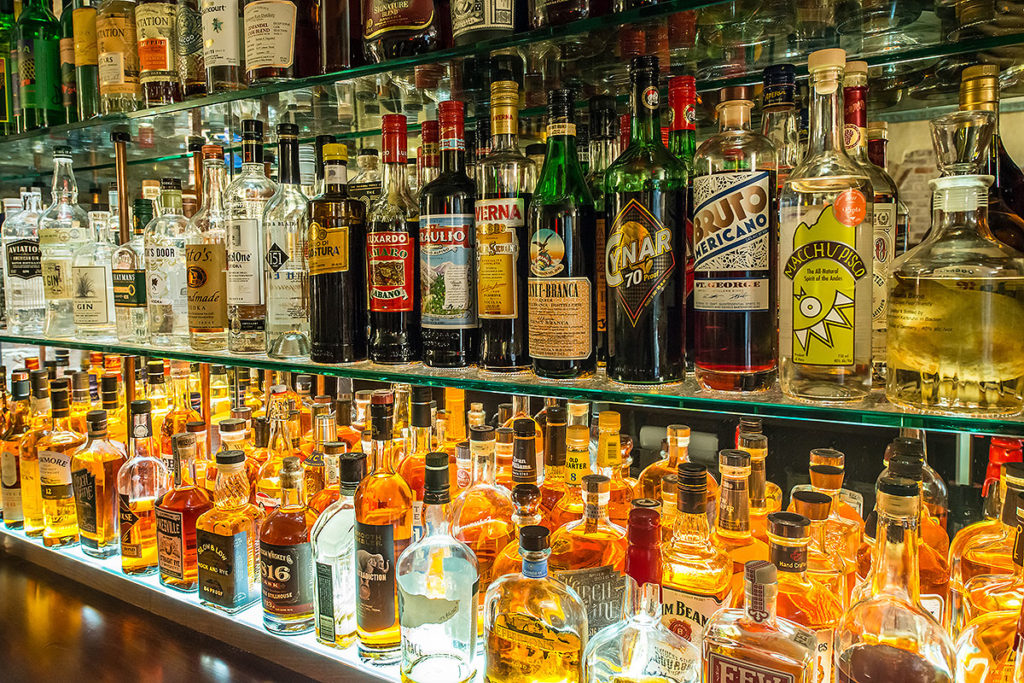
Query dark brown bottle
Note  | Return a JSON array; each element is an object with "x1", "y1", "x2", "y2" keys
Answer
[
  {"x1": 361, "y1": 0, "x2": 439, "y2": 63},
  {"x1": 243, "y1": 0, "x2": 320, "y2": 84},
  {"x1": 321, "y1": 0, "x2": 362, "y2": 72},
  {"x1": 309, "y1": 143, "x2": 367, "y2": 363}
]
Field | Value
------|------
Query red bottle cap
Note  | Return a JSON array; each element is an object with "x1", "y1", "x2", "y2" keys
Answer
[
  {"x1": 439, "y1": 100, "x2": 466, "y2": 151},
  {"x1": 381, "y1": 114, "x2": 408, "y2": 164}
]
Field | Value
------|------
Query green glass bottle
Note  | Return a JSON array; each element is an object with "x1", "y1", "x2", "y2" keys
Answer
[
  {"x1": 586, "y1": 95, "x2": 619, "y2": 367},
  {"x1": 0, "y1": 0, "x2": 15, "y2": 134},
  {"x1": 72, "y1": 0, "x2": 99, "y2": 119},
  {"x1": 668, "y1": 74, "x2": 696, "y2": 371},
  {"x1": 59, "y1": 0, "x2": 78, "y2": 123},
  {"x1": 603, "y1": 55, "x2": 688, "y2": 384},
  {"x1": 527, "y1": 89, "x2": 597, "y2": 379},
  {"x1": 17, "y1": 0, "x2": 65, "y2": 129}
]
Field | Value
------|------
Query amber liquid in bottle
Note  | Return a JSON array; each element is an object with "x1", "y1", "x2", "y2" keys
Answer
[{"x1": 156, "y1": 433, "x2": 213, "y2": 591}]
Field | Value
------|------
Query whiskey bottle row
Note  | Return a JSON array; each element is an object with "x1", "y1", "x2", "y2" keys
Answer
[{"x1": 0, "y1": 354, "x2": 1023, "y2": 681}]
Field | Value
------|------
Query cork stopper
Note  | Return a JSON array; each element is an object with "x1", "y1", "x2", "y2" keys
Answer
[
  {"x1": 791, "y1": 490, "x2": 833, "y2": 521},
  {"x1": 583, "y1": 473, "x2": 610, "y2": 494},
  {"x1": 807, "y1": 48, "x2": 846, "y2": 72},
  {"x1": 470, "y1": 425, "x2": 495, "y2": 442},
  {"x1": 281, "y1": 456, "x2": 302, "y2": 488},
  {"x1": 218, "y1": 418, "x2": 246, "y2": 434}
]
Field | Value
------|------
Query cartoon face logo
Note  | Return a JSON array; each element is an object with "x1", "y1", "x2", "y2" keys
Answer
[{"x1": 792, "y1": 287, "x2": 854, "y2": 353}]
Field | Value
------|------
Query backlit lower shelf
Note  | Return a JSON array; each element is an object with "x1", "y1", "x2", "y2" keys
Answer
[{"x1": 3, "y1": 332, "x2": 1022, "y2": 436}]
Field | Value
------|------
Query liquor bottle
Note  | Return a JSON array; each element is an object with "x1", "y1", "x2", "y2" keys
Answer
[
  {"x1": 59, "y1": 0, "x2": 78, "y2": 123},
  {"x1": 135, "y1": 0, "x2": 180, "y2": 104},
  {"x1": 39, "y1": 147, "x2": 90, "y2": 338},
  {"x1": 200, "y1": 0, "x2": 242, "y2": 91},
  {"x1": 835, "y1": 477, "x2": 956, "y2": 682},
  {"x1": 361, "y1": 0, "x2": 438, "y2": 63},
  {"x1": 959, "y1": 498, "x2": 1024, "y2": 624},
  {"x1": 954, "y1": 594, "x2": 1023, "y2": 682},
  {"x1": 395, "y1": 385, "x2": 431, "y2": 540},
  {"x1": 538, "y1": 405, "x2": 566, "y2": 515},
  {"x1": 667, "y1": 75, "x2": 696, "y2": 371},
  {"x1": 527, "y1": 89, "x2": 596, "y2": 378},
  {"x1": 18, "y1": 370, "x2": 52, "y2": 537},
  {"x1": 349, "y1": 147, "x2": 382, "y2": 208},
  {"x1": 789, "y1": 490, "x2": 850, "y2": 600},
  {"x1": 155, "y1": 432, "x2": 213, "y2": 591},
  {"x1": 604, "y1": 56, "x2": 687, "y2": 384},
  {"x1": 320, "y1": 0, "x2": 356, "y2": 72},
  {"x1": 594, "y1": 411, "x2": 631, "y2": 528},
  {"x1": 0, "y1": 0, "x2": 15, "y2": 134},
  {"x1": 549, "y1": 424, "x2": 590, "y2": 528},
  {"x1": 366, "y1": 114, "x2": 420, "y2": 364},
  {"x1": 779, "y1": 48, "x2": 873, "y2": 402},
  {"x1": 1, "y1": 377, "x2": 31, "y2": 530},
  {"x1": 145, "y1": 359, "x2": 169, "y2": 436},
  {"x1": 225, "y1": 119, "x2": 274, "y2": 353},
  {"x1": 144, "y1": 178, "x2": 190, "y2": 347},
  {"x1": 309, "y1": 143, "x2": 367, "y2": 363},
  {"x1": 960, "y1": 65, "x2": 1024, "y2": 252},
  {"x1": 243, "y1": 0, "x2": 319, "y2": 83},
  {"x1": 185, "y1": 144, "x2": 229, "y2": 350},
  {"x1": 259, "y1": 455, "x2": 314, "y2": 633},
  {"x1": 736, "y1": 427, "x2": 782, "y2": 542},
  {"x1": 112, "y1": 197, "x2": 150, "y2": 343},
  {"x1": 264, "y1": 123, "x2": 310, "y2": 359},
  {"x1": 475, "y1": 79, "x2": 535, "y2": 372},
  {"x1": 761, "y1": 64, "x2": 800, "y2": 190},
  {"x1": 417, "y1": 119, "x2": 439, "y2": 191},
  {"x1": 397, "y1": 451, "x2": 479, "y2": 680},
  {"x1": 36, "y1": 384, "x2": 85, "y2": 547},
  {"x1": 70, "y1": 210, "x2": 116, "y2": 340},
  {"x1": 354, "y1": 390, "x2": 413, "y2": 662},
  {"x1": 586, "y1": 95, "x2": 619, "y2": 366},
  {"x1": 159, "y1": 360, "x2": 202, "y2": 473},
  {"x1": 311, "y1": 450, "x2": 364, "y2": 647},
  {"x1": 254, "y1": 387, "x2": 298, "y2": 511},
  {"x1": 867, "y1": 122, "x2": 910, "y2": 255},
  {"x1": 175, "y1": 0, "x2": 203, "y2": 97},
  {"x1": 302, "y1": 409, "x2": 334, "y2": 500},
  {"x1": 17, "y1": 0, "x2": 65, "y2": 128},
  {"x1": 661, "y1": 463, "x2": 732, "y2": 646},
  {"x1": 99, "y1": 376, "x2": 126, "y2": 443},
  {"x1": 2, "y1": 190, "x2": 45, "y2": 334},
  {"x1": 419, "y1": 99, "x2": 478, "y2": 368},
  {"x1": 96, "y1": 0, "x2": 140, "y2": 112},
  {"x1": 714, "y1": 449, "x2": 768, "y2": 597},
  {"x1": 636, "y1": 424, "x2": 714, "y2": 525},
  {"x1": 703, "y1": 561, "x2": 816, "y2": 682},
  {"x1": 73, "y1": 0, "x2": 100, "y2": 119},
  {"x1": 451, "y1": 0, "x2": 511, "y2": 44},
  {"x1": 118, "y1": 399, "x2": 171, "y2": 575},
  {"x1": 195, "y1": 449, "x2": 265, "y2": 612},
  {"x1": 691, "y1": 86, "x2": 777, "y2": 393},
  {"x1": 530, "y1": 0, "x2": 587, "y2": 27},
  {"x1": 484, "y1": 526, "x2": 588, "y2": 681},
  {"x1": 70, "y1": 408, "x2": 126, "y2": 557}
]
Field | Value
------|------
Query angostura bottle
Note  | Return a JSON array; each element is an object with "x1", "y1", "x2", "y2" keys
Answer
[
  {"x1": 366, "y1": 114, "x2": 420, "y2": 364},
  {"x1": 604, "y1": 55, "x2": 687, "y2": 384},
  {"x1": 419, "y1": 99, "x2": 478, "y2": 368},
  {"x1": 586, "y1": 95, "x2": 619, "y2": 366},
  {"x1": 309, "y1": 143, "x2": 367, "y2": 363},
  {"x1": 528, "y1": 89, "x2": 597, "y2": 379},
  {"x1": 134, "y1": 0, "x2": 181, "y2": 105},
  {"x1": 243, "y1": 0, "x2": 320, "y2": 83},
  {"x1": 691, "y1": 86, "x2": 777, "y2": 393},
  {"x1": 361, "y1": 0, "x2": 438, "y2": 63},
  {"x1": 779, "y1": 48, "x2": 873, "y2": 402},
  {"x1": 475, "y1": 78, "x2": 535, "y2": 371}
]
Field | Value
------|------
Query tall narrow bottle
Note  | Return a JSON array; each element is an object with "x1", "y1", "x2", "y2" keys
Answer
[
  {"x1": 779, "y1": 48, "x2": 873, "y2": 402},
  {"x1": 3, "y1": 190, "x2": 46, "y2": 334},
  {"x1": 0, "y1": 0, "x2": 15, "y2": 134},
  {"x1": 692, "y1": 86, "x2": 777, "y2": 392},
  {"x1": 17, "y1": 0, "x2": 65, "y2": 128},
  {"x1": 867, "y1": 122, "x2": 910, "y2": 255},
  {"x1": 71, "y1": 210, "x2": 117, "y2": 340},
  {"x1": 73, "y1": 0, "x2": 100, "y2": 119},
  {"x1": 96, "y1": 0, "x2": 140, "y2": 112},
  {"x1": 112, "y1": 197, "x2": 150, "y2": 343},
  {"x1": 144, "y1": 177, "x2": 190, "y2": 347},
  {"x1": 200, "y1": 0, "x2": 243, "y2": 92},
  {"x1": 667, "y1": 75, "x2": 697, "y2": 371},
  {"x1": 70, "y1": 409, "x2": 127, "y2": 558},
  {"x1": 59, "y1": 0, "x2": 78, "y2": 123},
  {"x1": 186, "y1": 144, "x2": 229, "y2": 350},
  {"x1": 366, "y1": 114, "x2": 420, "y2": 364},
  {"x1": 419, "y1": 99, "x2": 477, "y2": 368},
  {"x1": 175, "y1": 0, "x2": 203, "y2": 97},
  {"x1": 587, "y1": 95, "x2": 619, "y2": 366},
  {"x1": 475, "y1": 79, "x2": 535, "y2": 371},
  {"x1": 604, "y1": 56, "x2": 687, "y2": 384}
]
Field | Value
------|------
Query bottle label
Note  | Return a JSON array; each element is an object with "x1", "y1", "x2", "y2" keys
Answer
[
  {"x1": 155, "y1": 506, "x2": 185, "y2": 580},
  {"x1": 781, "y1": 194, "x2": 869, "y2": 367},
  {"x1": 487, "y1": 613, "x2": 582, "y2": 676},
  {"x1": 20, "y1": 37, "x2": 62, "y2": 113},
  {"x1": 398, "y1": 555, "x2": 477, "y2": 628},
  {"x1": 145, "y1": 245, "x2": 184, "y2": 306},
  {"x1": 118, "y1": 493, "x2": 143, "y2": 557},
  {"x1": 98, "y1": 12, "x2": 141, "y2": 92},
  {"x1": 355, "y1": 520, "x2": 403, "y2": 631},
  {"x1": 367, "y1": 227, "x2": 415, "y2": 313},
  {"x1": 72, "y1": 265, "x2": 113, "y2": 325},
  {"x1": 308, "y1": 221, "x2": 350, "y2": 276},
  {"x1": 475, "y1": 198, "x2": 524, "y2": 319},
  {"x1": 554, "y1": 565, "x2": 625, "y2": 636},
  {"x1": 363, "y1": 0, "x2": 434, "y2": 39},
  {"x1": 815, "y1": 627, "x2": 834, "y2": 683},
  {"x1": 595, "y1": 217, "x2": 606, "y2": 334},
  {"x1": 411, "y1": 499, "x2": 423, "y2": 542},
  {"x1": 706, "y1": 652, "x2": 795, "y2": 683},
  {"x1": 136, "y1": 3, "x2": 177, "y2": 81},
  {"x1": 70, "y1": 467, "x2": 99, "y2": 535},
  {"x1": 7, "y1": 239, "x2": 42, "y2": 280},
  {"x1": 692, "y1": 171, "x2": 772, "y2": 312},
  {"x1": 201, "y1": 0, "x2": 241, "y2": 67},
  {"x1": 349, "y1": 181, "x2": 382, "y2": 206},
  {"x1": 60, "y1": 37, "x2": 76, "y2": 109},
  {"x1": 260, "y1": 540, "x2": 313, "y2": 614},
  {"x1": 872, "y1": 200, "x2": 896, "y2": 359},
  {"x1": 606, "y1": 198, "x2": 677, "y2": 326},
  {"x1": 38, "y1": 450, "x2": 74, "y2": 502},
  {"x1": 265, "y1": 237, "x2": 305, "y2": 327},
  {"x1": 528, "y1": 277, "x2": 591, "y2": 360},
  {"x1": 920, "y1": 593, "x2": 944, "y2": 623},
  {"x1": 198, "y1": 528, "x2": 254, "y2": 608},
  {"x1": 315, "y1": 560, "x2": 336, "y2": 641},
  {"x1": 420, "y1": 213, "x2": 475, "y2": 328},
  {"x1": 451, "y1": 0, "x2": 512, "y2": 38},
  {"x1": 548, "y1": 123, "x2": 575, "y2": 137},
  {"x1": 176, "y1": 0, "x2": 204, "y2": 77},
  {"x1": 325, "y1": 164, "x2": 347, "y2": 186},
  {"x1": 1, "y1": 447, "x2": 23, "y2": 523},
  {"x1": 112, "y1": 269, "x2": 148, "y2": 307},
  {"x1": 73, "y1": 7, "x2": 99, "y2": 66},
  {"x1": 227, "y1": 218, "x2": 265, "y2": 305},
  {"x1": 564, "y1": 447, "x2": 590, "y2": 485},
  {"x1": 661, "y1": 585, "x2": 728, "y2": 644},
  {"x1": 186, "y1": 243, "x2": 228, "y2": 329},
  {"x1": 243, "y1": 0, "x2": 296, "y2": 70},
  {"x1": 255, "y1": 489, "x2": 278, "y2": 513}
]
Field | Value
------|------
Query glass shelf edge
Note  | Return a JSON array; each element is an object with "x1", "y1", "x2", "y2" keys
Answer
[{"x1": 3, "y1": 333, "x2": 1021, "y2": 435}]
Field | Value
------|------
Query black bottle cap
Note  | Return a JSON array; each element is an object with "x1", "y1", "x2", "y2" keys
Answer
[
  {"x1": 513, "y1": 418, "x2": 535, "y2": 437},
  {"x1": 54, "y1": 145, "x2": 72, "y2": 156},
  {"x1": 216, "y1": 450, "x2": 246, "y2": 465},
  {"x1": 889, "y1": 453, "x2": 924, "y2": 481},
  {"x1": 242, "y1": 119, "x2": 263, "y2": 139},
  {"x1": 186, "y1": 420, "x2": 206, "y2": 433},
  {"x1": 71, "y1": 371, "x2": 89, "y2": 392},
  {"x1": 277, "y1": 123, "x2": 298, "y2": 137},
  {"x1": 719, "y1": 449, "x2": 751, "y2": 468},
  {"x1": 339, "y1": 452, "x2": 367, "y2": 487},
  {"x1": 677, "y1": 462, "x2": 707, "y2": 514},
  {"x1": 424, "y1": 452, "x2": 450, "y2": 503},
  {"x1": 496, "y1": 426, "x2": 514, "y2": 444},
  {"x1": 525, "y1": 143, "x2": 547, "y2": 156},
  {"x1": 86, "y1": 409, "x2": 107, "y2": 425},
  {"x1": 217, "y1": 418, "x2": 246, "y2": 433},
  {"x1": 161, "y1": 177, "x2": 181, "y2": 190},
  {"x1": 359, "y1": 148, "x2": 379, "y2": 156},
  {"x1": 471, "y1": 425, "x2": 495, "y2": 441},
  {"x1": 411, "y1": 400, "x2": 432, "y2": 428},
  {"x1": 131, "y1": 399, "x2": 151, "y2": 415},
  {"x1": 767, "y1": 511, "x2": 810, "y2": 539},
  {"x1": 877, "y1": 475, "x2": 920, "y2": 498},
  {"x1": 519, "y1": 525, "x2": 550, "y2": 552},
  {"x1": 888, "y1": 436, "x2": 924, "y2": 457},
  {"x1": 50, "y1": 377, "x2": 69, "y2": 392},
  {"x1": 412, "y1": 385, "x2": 432, "y2": 403},
  {"x1": 50, "y1": 389, "x2": 69, "y2": 411},
  {"x1": 12, "y1": 379, "x2": 30, "y2": 400},
  {"x1": 100, "y1": 374, "x2": 118, "y2": 394}
]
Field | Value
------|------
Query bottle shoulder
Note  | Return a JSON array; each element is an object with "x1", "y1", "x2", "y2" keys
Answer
[
  {"x1": 694, "y1": 131, "x2": 778, "y2": 173},
  {"x1": 605, "y1": 145, "x2": 688, "y2": 186}
]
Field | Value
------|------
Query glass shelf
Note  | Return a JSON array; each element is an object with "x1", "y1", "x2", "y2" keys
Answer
[
  {"x1": 3, "y1": 333, "x2": 1023, "y2": 436},
  {"x1": 4, "y1": 0, "x2": 1024, "y2": 184}
]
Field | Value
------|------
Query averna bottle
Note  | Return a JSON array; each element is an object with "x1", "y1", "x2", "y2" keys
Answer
[
  {"x1": 185, "y1": 144, "x2": 229, "y2": 351},
  {"x1": 779, "y1": 48, "x2": 873, "y2": 402},
  {"x1": 419, "y1": 99, "x2": 478, "y2": 368},
  {"x1": 309, "y1": 143, "x2": 367, "y2": 363},
  {"x1": 691, "y1": 86, "x2": 777, "y2": 393},
  {"x1": 17, "y1": 0, "x2": 65, "y2": 129},
  {"x1": 528, "y1": 89, "x2": 597, "y2": 379},
  {"x1": 604, "y1": 55, "x2": 687, "y2": 384},
  {"x1": 366, "y1": 114, "x2": 420, "y2": 364},
  {"x1": 144, "y1": 178, "x2": 190, "y2": 347},
  {"x1": 2, "y1": 190, "x2": 46, "y2": 334},
  {"x1": 361, "y1": 0, "x2": 438, "y2": 63}
]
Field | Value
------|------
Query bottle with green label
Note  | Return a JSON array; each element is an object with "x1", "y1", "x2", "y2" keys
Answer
[
  {"x1": 16, "y1": 0, "x2": 66, "y2": 129},
  {"x1": 112, "y1": 197, "x2": 151, "y2": 343},
  {"x1": 778, "y1": 48, "x2": 873, "y2": 403}
]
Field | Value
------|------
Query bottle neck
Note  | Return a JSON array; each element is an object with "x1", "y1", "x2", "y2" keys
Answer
[
  {"x1": 843, "y1": 83, "x2": 869, "y2": 163},
  {"x1": 159, "y1": 191, "x2": 183, "y2": 215},
  {"x1": 718, "y1": 102, "x2": 752, "y2": 132},
  {"x1": 673, "y1": 501, "x2": 712, "y2": 546},
  {"x1": 743, "y1": 578, "x2": 778, "y2": 625},
  {"x1": 51, "y1": 158, "x2": 79, "y2": 202},
  {"x1": 381, "y1": 160, "x2": 410, "y2": 197},
  {"x1": 582, "y1": 490, "x2": 611, "y2": 527},
  {"x1": 806, "y1": 66, "x2": 846, "y2": 157},
  {"x1": 371, "y1": 429, "x2": 396, "y2": 474},
  {"x1": 521, "y1": 548, "x2": 549, "y2": 579},
  {"x1": 931, "y1": 180, "x2": 994, "y2": 241},
  {"x1": 242, "y1": 139, "x2": 263, "y2": 166},
  {"x1": 491, "y1": 104, "x2": 519, "y2": 151},
  {"x1": 422, "y1": 499, "x2": 452, "y2": 536},
  {"x1": 324, "y1": 160, "x2": 347, "y2": 195},
  {"x1": 200, "y1": 160, "x2": 228, "y2": 212},
  {"x1": 868, "y1": 137, "x2": 888, "y2": 168},
  {"x1": 410, "y1": 424, "x2": 431, "y2": 456},
  {"x1": 630, "y1": 77, "x2": 663, "y2": 147},
  {"x1": 769, "y1": 536, "x2": 810, "y2": 579},
  {"x1": 440, "y1": 123, "x2": 467, "y2": 174},
  {"x1": 471, "y1": 441, "x2": 496, "y2": 485},
  {"x1": 871, "y1": 496, "x2": 922, "y2": 601},
  {"x1": 717, "y1": 471, "x2": 752, "y2": 536},
  {"x1": 589, "y1": 136, "x2": 619, "y2": 177},
  {"x1": 215, "y1": 466, "x2": 249, "y2": 509},
  {"x1": 278, "y1": 137, "x2": 301, "y2": 186},
  {"x1": 280, "y1": 481, "x2": 304, "y2": 509}
]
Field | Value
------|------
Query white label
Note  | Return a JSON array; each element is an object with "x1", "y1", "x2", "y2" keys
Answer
[
  {"x1": 98, "y1": 50, "x2": 125, "y2": 84},
  {"x1": 201, "y1": 0, "x2": 240, "y2": 67},
  {"x1": 921, "y1": 593, "x2": 944, "y2": 623},
  {"x1": 325, "y1": 165, "x2": 347, "y2": 186},
  {"x1": 267, "y1": 273, "x2": 304, "y2": 327},
  {"x1": 411, "y1": 499, "x2": 423, "y2": 542},
  {"x1": 156, "y1": 507, "x2": 185, "y2": 580},
  {"x1": 872, "y1": 200, "x2": 897, "y2": 358},
  {"x1": 39, "y1": 450, "x2": 73, "y2": 485},
  {"x1": 255, "y1": 489, "x2": 278, "y2": 513},
  {"x1": 243, "y1": 0, "x2": 296, "y2": 70},
  {"x1": 227, "y1": 218, "x2": 265, "y2": 305},
  {"x1": 693, "y1": 172, "x2": 771, "y2": 269},
  {"x1": 661, "y1": 585, "x2": 728, "y2": 645},
  {"x1": 451, "y1": 0, "x2": 512, "y2": 38},
  {"x1": 815, "y1": 628, "x2": 834, "y2": 683},
  {"x1": 72, "y1": 265, "x2": 113, "y2": 325},
  {"x1": 145, "y1": 245, "x2": 181, "y2": 306},
  {"x1": 694, "y1": 277, "x2": 770, "y2": 311},
  {"x1": 1, "y1": 450, "x2": 22, "y2": 522}
]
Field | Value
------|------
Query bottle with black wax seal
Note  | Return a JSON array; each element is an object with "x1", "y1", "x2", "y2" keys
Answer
[
  {"x1": 366, "y1": 114, "x2": 420, "y2": 364},
  {"x1": 603, "y1": 55, "x2": 688, "y2": 384},
  {"x1": 309, "y1": 143, "x2": 367, "y2": 364},
  {"x1": 527, "y1": 88, "x2": 597, "y2": 379},
  {"x1": 586, "y1": 95, "x2": 619, "y2": 367},
  {"x1": 418, "y1": 99, "x2": 478, "y2": 368}
]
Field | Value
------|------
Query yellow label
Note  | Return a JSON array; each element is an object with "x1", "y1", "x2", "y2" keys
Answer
[
  {"x1": 490, "y1": 613, "x2": 582, "y2": 654},
  {"x1": 528, "y1": 277, "x2": 591, "y2": 360},
  {"x1": 564, "y1": 446, "x2": 591, "y2": 485},
  {"x1": 491, "y1": 104, "x2": 517, "y2": 136},
  {"x1": 308, "y1": 221, "x2": 350, "y2": 276},
  {"x1": 73, "y1": 7, "x2": 98, "y2": 66},
  {"x1": 186, "y1": 243, "x2": 228, "y2": 330},
  {"x1": 547, "y1": 122, "x2": 576, "y2": 137},
  {"x1": 597, "y1": 434, "x2": 621, "y2": 468},
  {"x1": 97, "y1": 13, "x2": 141, "y2": 94},
  {"x1": 476, "y1": 197, "x2": 524, "y2": 319}
]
